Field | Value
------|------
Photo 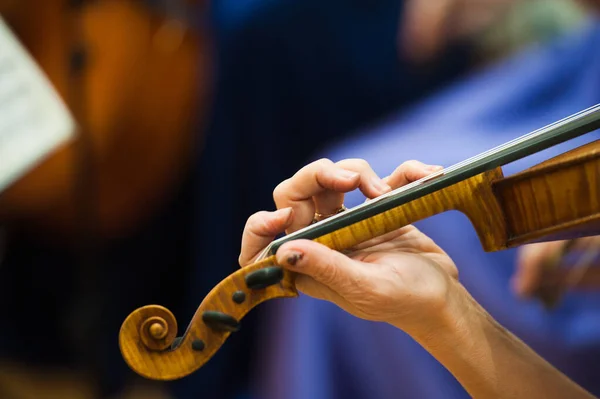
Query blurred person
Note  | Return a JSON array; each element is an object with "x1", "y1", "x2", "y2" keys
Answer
[
  {"x1": 401, "y1": 0, "x2": 584, "y2": 64},
  {"x1": 254, "y1": 2, "x2": 600, "y2": 399},
  {"x1": 240, "y1": 158, "x2": 600, "y2": 399}
]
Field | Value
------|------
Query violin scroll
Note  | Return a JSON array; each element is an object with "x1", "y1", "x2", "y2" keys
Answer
[
  {"x1": 119, "y1": 256, "x2": 298, "y2": 380},
  {"x1": 135, "y1": 306, "x2": 178, "y2": 351}
]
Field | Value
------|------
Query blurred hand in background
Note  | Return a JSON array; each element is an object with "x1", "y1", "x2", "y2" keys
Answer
[
  {"x1": 514, "y1": 237, "x2": 600, "y2": 304},
  {"x1": 400, "y1": 0, "x2": 585, "y2": 63}
]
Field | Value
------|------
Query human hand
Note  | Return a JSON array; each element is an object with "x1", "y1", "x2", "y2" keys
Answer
[
  {"x1": 513, "y1": 236, "x2": 600, "y2": 304},
  {"x1": 239, "y1": 158, "x2": 460, "y2": 333}
]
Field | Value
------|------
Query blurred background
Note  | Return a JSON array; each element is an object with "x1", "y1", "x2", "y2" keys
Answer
[{"x1": 0, "y1": 0, "x2": 598, "y2": 398}]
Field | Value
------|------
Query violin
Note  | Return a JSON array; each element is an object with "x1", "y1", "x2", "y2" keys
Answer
[
  {"x1": 119, "y1": 104, "x2": 600, "y2": 381},
  {"x1": 0, "y1": 0, "x2": 212, "y2": 241}
]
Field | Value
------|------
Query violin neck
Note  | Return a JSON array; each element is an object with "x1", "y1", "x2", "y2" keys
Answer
[
  {"x1": 312, "y1": 167, "x2": 510, "y2": 253},
  {"x1": 263, "y1": 104, "x2": 600, "y2": 258}
]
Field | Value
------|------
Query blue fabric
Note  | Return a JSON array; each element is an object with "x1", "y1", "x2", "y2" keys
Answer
[{"x1": 255, "y1": 18, "x2": 600, "y2": 399}]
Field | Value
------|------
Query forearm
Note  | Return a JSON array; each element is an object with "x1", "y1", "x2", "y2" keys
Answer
[{"x1": 396, "y1": 281, "x2": 596, "y2": 399}]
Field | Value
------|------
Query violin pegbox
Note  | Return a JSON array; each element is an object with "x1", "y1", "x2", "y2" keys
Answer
[{"x1": 118, "y1": 256, "x2": 297, "y2": 380}]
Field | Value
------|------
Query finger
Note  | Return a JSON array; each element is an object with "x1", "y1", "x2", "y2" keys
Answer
[
  {"x1": 315, "y1": 159, "x2": 439, "y2": 212},
  {"x1": 273, "y1": 159, "x2": 359, "y2": 232},
  {"x1": 275, "y1": 239, "x2": 365, "y2": 296},
  {"x1": 512, "y1": 241, "x2": 565, "y2": 297},
  {"x1": 239, "y1": 207, "x2": 294, "y2": 267},
  {"x1": 334, "y1": 159, "x2": 392, "y2": 199},
  {"x1": 273, "y1": 158, "x2": 390, "y2": 232},
  {"x1": 312, "y1": 158, "x2": 394, "y2": 219},
  {"x1": 383, "y1": 160, "x2": 443, "y2": 189}
]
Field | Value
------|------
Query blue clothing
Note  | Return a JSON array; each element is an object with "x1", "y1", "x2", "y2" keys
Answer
[{"x1": 255, "y1": 19, "x2": 600, "y2": 399}]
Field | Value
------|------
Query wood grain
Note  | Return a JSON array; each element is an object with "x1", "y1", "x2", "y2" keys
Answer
[
  {"x1": 119, "y1": 140, "x2": 600, "y2": 381},
  {"x1": 119, "y1": 169, "x2": 512, "y2": 380},
  {"x1": 313, "y1": 168, "x2": 509, "y2": 252},
  {"x1": 119, "y1": 257, "x2": 296, "y2": 380},
  {"x1": 494, "y1": 140, "x2": 600, "y2": 246}
]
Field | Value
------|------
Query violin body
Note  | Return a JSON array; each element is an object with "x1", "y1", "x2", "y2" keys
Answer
[
  {"x1": 494, "y1": 140, "x2": 600, "y2": 246},
  {"x1": 0, "y1": 0, "x2": 212, "y2": 240},
  {"x1": 118, "y1": 138, "x2": 600, "y2": 381}
]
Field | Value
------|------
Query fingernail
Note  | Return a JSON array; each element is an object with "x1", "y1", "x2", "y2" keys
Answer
[
  {"x1": 337, "y1": 169, "x2": 359, "y2": 180},
  {"x1": 426, "y1": 165, "x2": 443, "y2": 171},
  {"x1": 371, "y1": 176, "x2": 392, "y2": 193},
  {"x1": 284, "y1": 251, "x2": 304, "y2": 267}
]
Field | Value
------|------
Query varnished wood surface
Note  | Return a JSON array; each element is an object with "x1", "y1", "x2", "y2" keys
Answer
[
  {"x1": 119, "y1": 257, "x2": 297, "y2": 381},
  {"x1": 0, "y1": 0, "x2": 212, "y2": 240},
  {"x1": 312, "y1": 168, "x2": 509, "y2": 252},
  {"x1": 119, "y1": 169, "x2": 510, "y2": 380},
  {"x1": 119, "y1": 140, "x2": 600, "y2": 380},
  {"x1": 494, "y1": 140, "x2": 600, "y2": 246}
]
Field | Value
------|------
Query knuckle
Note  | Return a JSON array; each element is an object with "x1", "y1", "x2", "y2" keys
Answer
[
  {"x1": 314, "y1": 158, "x2": 334, "y2": 171},
  {"x1": 356, "y1": 158, "x2": 370, "y2": 168},
  {"x1": 272, "y1": 180, "x2": 291, "y2": 204},
  {"x1": 350, "y1": 158, "x2": 371, "y2": 169},
  {"x1": 336, "y1": 158, "x2": 370, "y2": 170},
  {"x1": 315, "y1": 158, "x2": 334, "y2": 166},
  {"x1": 400, "y1": 159, "x2": 421, "y2": 170},
  {"x1": 315, "y1": 158, "x2": 335, "y2": 177},
  {"x1": 245, "y1": 211, "x2": 268, "y2": 230}
]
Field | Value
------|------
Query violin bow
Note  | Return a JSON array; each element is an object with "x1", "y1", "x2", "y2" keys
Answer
[{"x1": 119, "y1": 103, "x2": 600, "y2": 380}]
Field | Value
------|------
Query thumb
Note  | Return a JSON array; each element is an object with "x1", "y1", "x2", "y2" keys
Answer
[{"x1": 275, "y1": 239, "x2": 364, "y2": 293}]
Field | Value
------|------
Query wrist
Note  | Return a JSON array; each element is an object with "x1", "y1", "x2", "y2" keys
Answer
[
  {"x1": 389, "y1": 280, "x2": 491, "y2": 396},
  {"x1": 390, "y1": 278, "x2": 475, "y2": 344},
  {"x1": 389, "y1": 278, "x2": 595, "y2": 399}
]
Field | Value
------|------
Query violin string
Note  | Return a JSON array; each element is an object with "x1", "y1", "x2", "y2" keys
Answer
[
  {"x1": 312, "y1": 102, "x2": 600, "y2": 221},
  {"x1": 256, "y1": 103, "x2": 600, "y2": 260},
  {"x1": 365, "y1": 102, "x2": 600, "y2": 205}
]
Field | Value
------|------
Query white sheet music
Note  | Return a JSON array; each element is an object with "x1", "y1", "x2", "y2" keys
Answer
[{"x1": 0, "y1": 16, "x2": 75, "y2": 193}]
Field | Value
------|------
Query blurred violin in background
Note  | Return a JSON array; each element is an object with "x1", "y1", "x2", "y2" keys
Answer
[
  {"x1": 0, "y1": 1, "x2": 212, "y2": 397},
  {"x1": 0, "y1": 0, "x2": 212, "y2": 243}
]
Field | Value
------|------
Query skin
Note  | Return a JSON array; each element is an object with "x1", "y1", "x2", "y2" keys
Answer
[
  {"x1": 399, "y1": 0, "x2": 600, "y2": 295},
  {"x1": 514, "y1": 236, "x2": 600, "y2": 297},
  {"x1": 400, "y1": 0, "x2": 600, "y2": 63},
  {"x1": 239, "y1": 158, "x2": 597, "y2": 398},
  {"x1": 400, "y1": 0, "x2": 518, "y2": 62}
]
